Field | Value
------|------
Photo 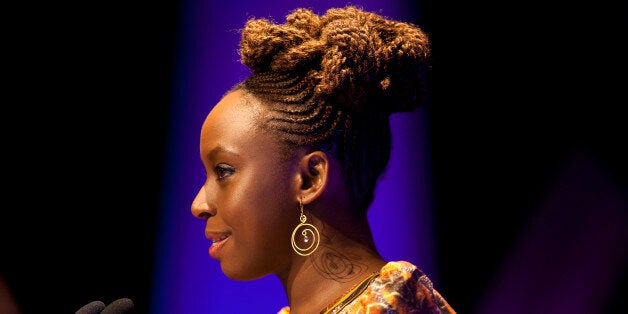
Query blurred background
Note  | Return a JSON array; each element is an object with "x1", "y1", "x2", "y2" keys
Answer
[{"x1": 2, "y1": 0, "x2": 626, "y2": 313}]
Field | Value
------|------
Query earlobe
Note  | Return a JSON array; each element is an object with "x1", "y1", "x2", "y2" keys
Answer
[{"x1": 298, "y1": 150, "x2": 329, "y2": 204}]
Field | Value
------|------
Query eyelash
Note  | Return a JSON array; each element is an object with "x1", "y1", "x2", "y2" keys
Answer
[{"x1": 214, "y1": 164, "x2": 235, "y2": 180}]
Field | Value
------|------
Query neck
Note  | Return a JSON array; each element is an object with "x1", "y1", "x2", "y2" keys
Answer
[{"x1": 278, "y1": 216, "x2": 385, "y2": 313}]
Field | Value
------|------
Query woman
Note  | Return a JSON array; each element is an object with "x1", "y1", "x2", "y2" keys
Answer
[{"x1": 191, "y1": 6, "x2": 455, "y2": 313}]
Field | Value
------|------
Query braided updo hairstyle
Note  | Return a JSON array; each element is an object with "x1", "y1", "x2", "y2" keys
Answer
[{"x1": 233, "y1": 6, "x2": 431, "y2": 216}]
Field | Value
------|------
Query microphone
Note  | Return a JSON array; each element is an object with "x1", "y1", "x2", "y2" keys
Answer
[
  {"x1": 75, "y1": 300, "x2": 106, "y2": 314},
  {"x1": 101, "y1": 297, "x2": 135, "y2": 313},
  {"x1": 75, "y1": 298, "x2": 134, "y2": 314}
]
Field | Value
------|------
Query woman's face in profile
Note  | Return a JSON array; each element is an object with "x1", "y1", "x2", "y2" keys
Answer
[{"x1": 191, "y1": 90, "x2": 299, "y2": 280}]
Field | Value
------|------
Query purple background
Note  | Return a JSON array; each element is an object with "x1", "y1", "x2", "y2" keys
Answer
[{"x1": 151, "y1": 1, "x2": 434, "y2": 313}]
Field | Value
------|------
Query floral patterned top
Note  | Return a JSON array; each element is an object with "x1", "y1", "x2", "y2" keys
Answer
[{"x1": 277, "y1": 261, "x2": 456, "y2": 314}]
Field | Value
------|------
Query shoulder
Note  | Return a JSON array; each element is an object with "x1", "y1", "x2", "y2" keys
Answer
[
  {"x1": 343, "y1": 261, "x2": 456, "y2": 314},
  {"x1": 379, "y1": 260, "x2": 422, "y2": 278}
]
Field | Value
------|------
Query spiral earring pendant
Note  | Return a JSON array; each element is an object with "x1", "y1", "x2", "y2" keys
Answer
[{"x1": 291, "y1": 201, "x2": 320, "y2": 256}]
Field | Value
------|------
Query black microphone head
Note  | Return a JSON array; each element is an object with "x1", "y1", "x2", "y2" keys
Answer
[
  {"x1": 101, "y1": 297, "x2": 134, "y2": 314},
  {"x1": 75, "y1": 300, "x2": 106, "y2": 314}
]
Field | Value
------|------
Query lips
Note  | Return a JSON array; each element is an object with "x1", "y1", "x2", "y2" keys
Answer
[
  {"x1": 206, "y1": 231, "x2": 230, "y2": 242},
  {"x1": 206, "y1": 231, "x2": 231, "y2": 258}
]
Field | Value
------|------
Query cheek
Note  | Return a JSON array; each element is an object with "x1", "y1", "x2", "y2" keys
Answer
[
  {"x1": 223, "y1": 168, "x2": 295, "y2": 232},
  {"x1": 251, "y1": 179, "x2": 295, "y2": 225}
]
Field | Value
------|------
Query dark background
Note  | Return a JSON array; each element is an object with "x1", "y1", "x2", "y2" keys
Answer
[
  {"x1": 3, "y1": 1, "x2": 177, "y2": 313},
  {"x1": 419, "y1": 1, "x2": 627, "y2": 313},
  {"x1": 3, "y1": 1, "x2": 625, "y2": 313}
]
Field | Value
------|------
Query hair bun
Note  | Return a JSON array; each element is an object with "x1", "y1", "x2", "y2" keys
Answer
[
  {"x1": 238, "y1": 6, "x2": 431, "y2": 114},
  {"x1": 317, "y1": 7, "x2": 431, "y2": 114}
]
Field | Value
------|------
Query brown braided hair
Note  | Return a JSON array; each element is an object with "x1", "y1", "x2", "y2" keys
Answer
[{"x1": 231, "y1": 6, "x2": 431, "y2": 216}]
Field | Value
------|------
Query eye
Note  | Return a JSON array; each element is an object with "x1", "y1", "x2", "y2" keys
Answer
[{"x1": 214, "y1": 163, "x2": 235, "y2": 180}]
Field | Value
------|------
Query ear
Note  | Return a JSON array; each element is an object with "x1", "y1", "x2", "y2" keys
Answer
[{"x1": 296, "y1": 150, "x2": 329, "y2": 205}]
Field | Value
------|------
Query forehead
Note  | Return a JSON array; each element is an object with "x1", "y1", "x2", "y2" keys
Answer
[
  {"x1": 200, "y1": 90, "x2": 274, "y2": 156},
  {"x1": 203, "y1": 90, "x2": 260, "y2": 129}
]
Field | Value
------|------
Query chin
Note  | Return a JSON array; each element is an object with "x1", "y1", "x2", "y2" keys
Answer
[{"x1": 221, "y1": 264, "x2": 265, "y2": 281}]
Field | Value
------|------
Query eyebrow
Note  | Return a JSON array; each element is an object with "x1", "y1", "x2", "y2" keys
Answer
[{"x1": 208, "y1": 146, "x2": 239, "y2": 159}]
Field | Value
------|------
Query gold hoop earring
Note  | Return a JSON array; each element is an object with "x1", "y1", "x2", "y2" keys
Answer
[{"x1": 291, "y1": 197, "x2": 320, "y2": 256}]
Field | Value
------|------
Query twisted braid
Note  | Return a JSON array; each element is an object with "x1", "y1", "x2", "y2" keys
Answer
[{"x1": 234, "y1": 6, "x2": 431, "y2": 216}]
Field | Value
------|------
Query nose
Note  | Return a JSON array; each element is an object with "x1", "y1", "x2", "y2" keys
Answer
[{"x1": 191, "y1": 185, "x2": 215, "y2": 219}]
